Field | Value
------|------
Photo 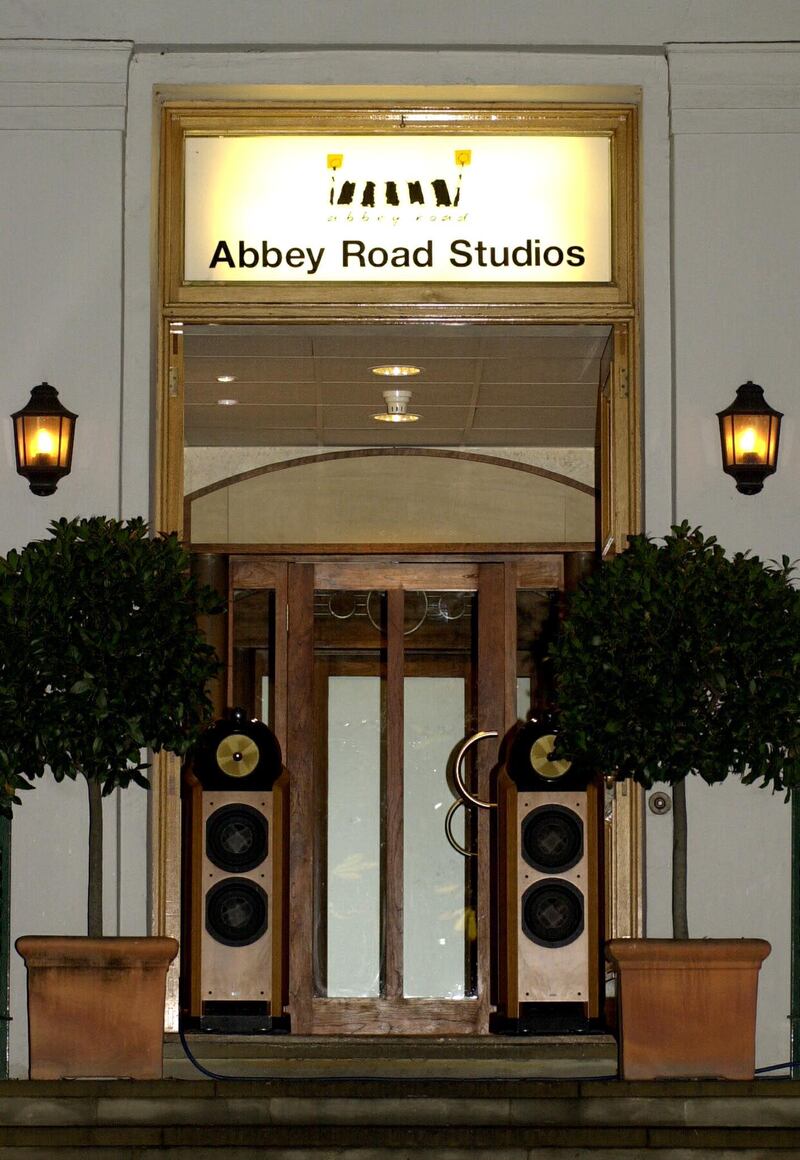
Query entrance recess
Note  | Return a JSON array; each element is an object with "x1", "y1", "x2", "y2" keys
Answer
[
  {"x1": 225, "y1": 553, "x2": 568, "y2": 1035},
  {"x1": 156, "y1": 98, "x2": 642, "y2": 1032}
]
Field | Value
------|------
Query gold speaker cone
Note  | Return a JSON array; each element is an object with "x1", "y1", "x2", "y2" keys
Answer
[
  {"x1": 530, "y1": 733, "x2": 572, "y2": 780},
  {"x1": 215, "y1": 733, "x2": 260, "y2": 778}
]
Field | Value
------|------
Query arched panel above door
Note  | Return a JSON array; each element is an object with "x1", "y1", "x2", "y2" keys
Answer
[{"x1": 186, "y1": 449, "x2": 595, "y2": 546}]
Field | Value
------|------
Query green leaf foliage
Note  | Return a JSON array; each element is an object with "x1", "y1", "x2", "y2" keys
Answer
[
  {"x1": 550, "y1": 521, "x2": 800, "y2": 794},
  {"x1": 0, "y1": 516, "x2": 224, "y2": 815}
]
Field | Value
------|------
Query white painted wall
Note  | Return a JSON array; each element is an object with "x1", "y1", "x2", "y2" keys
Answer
[
  {"x1": 0, "y1": 42, "x2": 148, "y2": 1079},
  {"x1": 2, "y1": 8, "x2": 799, "y2": 1076},
  {"x1": 640, "y1": 45, "x2": 800, "y2": 1068},
  {"x1": 2, "y1": 1, "x2": 800, "y2": 48}
]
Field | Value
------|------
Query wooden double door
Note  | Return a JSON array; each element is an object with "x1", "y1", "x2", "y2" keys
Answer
[{"x1": 226, "y1": 553, "x2": 571, "y2": 1035}]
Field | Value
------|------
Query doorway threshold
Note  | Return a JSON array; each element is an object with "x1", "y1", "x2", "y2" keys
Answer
[{"x1": 164, "y1": 1033, "x2": 618, "y2": 1080}]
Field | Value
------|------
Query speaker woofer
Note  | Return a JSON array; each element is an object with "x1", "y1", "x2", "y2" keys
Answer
[
  {"x1": 205, "y1": 878, "x2": 268, "y2": 947},
  {"x1": 206, "y1": 804, "x2": 268, "y2": 873},
  {"x1": 521, "y1": 879, "x2": 584, "y2": 948},
  {"x1": 521, "y1": 804, "x2": 583, "y2": 873}
]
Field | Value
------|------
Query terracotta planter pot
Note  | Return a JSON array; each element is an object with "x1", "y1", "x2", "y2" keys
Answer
[
  {"x1": 16, "y1": 935, "x2": 178, "y2": 1079},
  {"x1": 606, "y1": 938, "x2": 771, "y2": 1080}
]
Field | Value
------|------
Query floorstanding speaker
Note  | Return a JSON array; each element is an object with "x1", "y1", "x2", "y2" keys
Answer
[
  {"x1": 494, "y1": 718, "x2": 603, "y2": 1030},
  {"x1": 181, "y1": 709, "x2": 288, "y2": 1032}
]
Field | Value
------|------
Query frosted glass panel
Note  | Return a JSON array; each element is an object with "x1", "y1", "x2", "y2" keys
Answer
[
  {"x1": 326, "y1": 675, "x2": 382, "y2": 997},
  {"x1": 516, "y1": 676, "x2": 531, "y2": 721},
  {"x1": 261, "y1": 675, "x2": 270, "y2": 725},
  {"x1": 403, "y1": 676, "x2": 472, "y2": 998}
]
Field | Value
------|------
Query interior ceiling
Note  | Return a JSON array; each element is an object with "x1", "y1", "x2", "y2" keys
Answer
[{"x1": 183, "y1": 324, "x2": 612, "y2": 448}]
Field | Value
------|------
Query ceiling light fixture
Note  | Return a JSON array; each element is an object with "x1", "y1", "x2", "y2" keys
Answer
[
  {"x1": 371, "y1": 364, "x2": 422, "y2": 378},
  {"x1": 217, "y1": 398, "x2": 239, "y2": 407},
  {"x1": 216, "y1": 374, "x2": 236, "y2": 383},
  {"x1": 372, "y1": 389, "x2": 420, "y2": 423}
]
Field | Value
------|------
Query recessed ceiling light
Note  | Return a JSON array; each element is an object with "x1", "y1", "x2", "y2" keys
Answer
[
  {"x1": 216, "y1": 374, "x2": 237, "y2": 383},
  {"x1": 373, "y1": 388, "x2": 420, "y2": 423},
  {"x1": 371, "y1": 364, "x2": 422, "y2": 378},
  {"x1": 217, "y1": 398, "x2": 239, "y2": 406}
]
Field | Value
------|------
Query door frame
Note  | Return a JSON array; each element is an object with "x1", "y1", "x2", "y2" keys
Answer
[
  {"x1": 287, "y1": 558, "x2": 512, "y2": 1034},
  {"x1": 219, "y1": 552, "x2": 578, "y2": 1034}
]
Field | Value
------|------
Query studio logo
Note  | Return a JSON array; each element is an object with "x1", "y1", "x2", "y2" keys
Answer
[{"x1": 326, "y1": 149, "x2": 471, "y2": 214}]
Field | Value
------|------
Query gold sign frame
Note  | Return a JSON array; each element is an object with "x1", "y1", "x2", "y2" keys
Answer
[{"x1": 161, "y1": 102, "x2": 637, "y2": 313}]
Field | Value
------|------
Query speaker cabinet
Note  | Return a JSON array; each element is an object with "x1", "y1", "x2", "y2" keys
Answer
[
  {"x1": 495, "y1": 720, "x2": 603, "y2": 1028},
  {"x1": 181, "y1": 711, "x2": 288, "y2": 1030}
]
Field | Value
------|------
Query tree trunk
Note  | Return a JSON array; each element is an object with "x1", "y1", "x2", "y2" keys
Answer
[
  {"x1": 672, "y1": 778, "x2": 689, "y2": 939},
  {"x1": 87, "y1": 776, "x2": 103, "y2": 938}
]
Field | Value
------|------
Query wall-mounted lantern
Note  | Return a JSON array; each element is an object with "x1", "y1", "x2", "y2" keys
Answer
[
  {"x1": 717, "y1": 381, "x2": 782, "y2": 496},
  {"x1": 11, "y1": 382, "x2": 78, "y2": 496}
]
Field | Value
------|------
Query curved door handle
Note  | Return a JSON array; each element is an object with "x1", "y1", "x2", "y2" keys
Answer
[
  {"x1": 453, "y1": 729, "x2": 498, "y2": 810},
  {"x1": 444, "y1": 798, "x2": 476, "y2": 859}
]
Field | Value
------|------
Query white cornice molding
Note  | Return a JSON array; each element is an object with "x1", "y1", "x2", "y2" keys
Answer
[
  {"x1": 668, "y1": 44, "x2": 800, "y2": 134},
  {"x1": 3, "y1": 2, "x2": 800, "y2": 48},
  {"x1": 0, "y1": 40, "x2": 132, "y2": 129}
]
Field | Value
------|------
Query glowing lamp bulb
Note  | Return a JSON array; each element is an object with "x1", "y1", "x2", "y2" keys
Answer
[
  {"x1": 738, "y1": 428, "x2": 757, "y2": 454},
  {"x1": 33, "y1": 428, "x2": 55, "y2": 458}
]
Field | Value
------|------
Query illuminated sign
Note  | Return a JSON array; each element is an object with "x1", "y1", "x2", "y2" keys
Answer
[{"x1": 184, "y1": 135, "x2": 611, "y2": 283}]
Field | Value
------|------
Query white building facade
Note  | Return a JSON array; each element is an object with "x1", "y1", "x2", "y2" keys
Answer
[{"x1": 1, "y1": 1, "x2": 799, "y2": 1077}]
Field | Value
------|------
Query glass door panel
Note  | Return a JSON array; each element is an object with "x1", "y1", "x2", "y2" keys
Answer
[
  {"x1": 403, "y1": 674, "x2": 475, "y2": 998},
  {"x1": 325, "y1": 674, "x2": 382, "y2": 996},
  {"x1": 313, "y1": 590, "x2": 387, "y2": 999},
  {"x1": 402, "y1": 588, "x2": 477, "y2": 999},
  {"x1": 231, "y1": 588, "x2": 276, "y2": 727},
  {"x1": 228, "y1": 559, "x2": 288, "y2": 749},
  {"x1": 516, "y1": 588, "x2": 560, "y2": 717}
]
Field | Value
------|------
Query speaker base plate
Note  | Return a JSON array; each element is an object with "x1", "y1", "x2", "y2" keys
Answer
[
  {"x1": 491, "y1": 1004, "x2": 604, "y2": 1036},
  {"x1": 200, "y1": 1014, "x2": 277, "y2": 1035},
  {"x1": 197, "y1": 1001, "x2": 290, "y2": 1036}
]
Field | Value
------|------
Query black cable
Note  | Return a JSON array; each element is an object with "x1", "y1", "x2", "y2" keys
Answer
[
  {"x1": 179, "y1": 1025, "x2": 238, "y2": 1080},
  {"x1": 177, "y1": 1025, "x2": 617, "y2": 1083},
  {"x1": 754, "y1": 1060, "x2": 800, "y2": 1075}
]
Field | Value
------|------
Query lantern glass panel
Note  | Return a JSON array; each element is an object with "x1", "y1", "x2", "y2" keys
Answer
[
  {"x1": 730, "y1": 412, "x2": 771, "y2": 466},
  {"x1": 720, "y1": 415, "x2": 735, "y2": 465},
  {"x1": 19, "y1": 415, "x2": 72, "y2": 469}
]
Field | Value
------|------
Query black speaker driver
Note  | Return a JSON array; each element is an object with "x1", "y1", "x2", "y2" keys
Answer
[
  {"x1": 521, "y1": 805, "x2": 583, "y2": 874},
  {"x1": 521, "y1": 879, "x2": 584, "y2": 948},
  {"x1": 205, "y1": 878, "x2": 269, "y2": 947},
  {"x1": 206, "y1": 804, "x2": 269, "y2": 873}
]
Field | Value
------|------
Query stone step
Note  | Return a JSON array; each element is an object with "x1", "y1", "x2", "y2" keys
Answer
[
  {"x1": 164, "y1": 1032, "x2": 619, "y2": 1079},
  {"x1": 0, "y1": 1077, "x2": 800, "y2": 1156},
  {"x1": 2, "y1": 1123, "x2": 800, "y2": 1158}
]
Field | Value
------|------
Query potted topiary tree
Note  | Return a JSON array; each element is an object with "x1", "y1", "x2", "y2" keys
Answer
[
  {"x1": 2, "y1": 516, "x2": 222, "y2": 1078},
  {"x1": 549, "y1": 521, "x2": 800, "y2": 1079}
]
